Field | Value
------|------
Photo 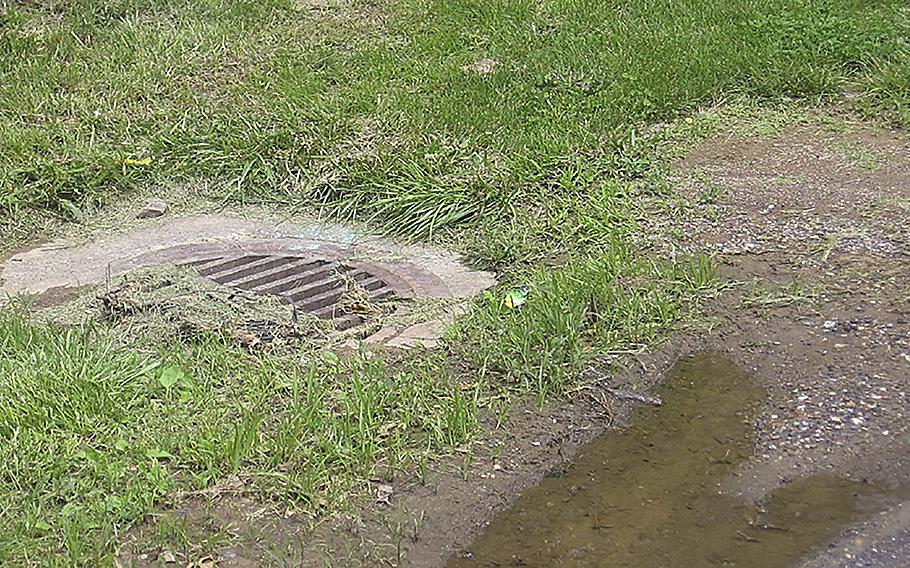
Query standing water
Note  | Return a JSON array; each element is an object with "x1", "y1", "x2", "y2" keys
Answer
[{"x1": 449, "y1": 353, "x2": 884, "y2": 568}]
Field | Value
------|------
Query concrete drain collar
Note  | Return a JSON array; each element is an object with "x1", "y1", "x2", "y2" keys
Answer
[{"x1": 0, "y1": 215, "x2": 496, "y2": 344}]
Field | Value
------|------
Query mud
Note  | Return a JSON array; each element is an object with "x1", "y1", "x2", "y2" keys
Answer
[
  {"x1": 449, "y1": 353, "x2": 892, "y2": 568},
  {"x1": 664, "y1": 117, "x2": 910, "y2": 566},
  {"x1": 334, "y1": 116, "x2": 910, "y2": 567}
]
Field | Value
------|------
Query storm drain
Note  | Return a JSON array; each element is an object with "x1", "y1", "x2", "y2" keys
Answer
[{"x1": 182, "y1": 254, "x2": 400, "y2": 330}]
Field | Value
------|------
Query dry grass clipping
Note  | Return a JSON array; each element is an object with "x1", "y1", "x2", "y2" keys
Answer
[{"x1": 43, "y1": 265, "x2": 326, "y2": 351}]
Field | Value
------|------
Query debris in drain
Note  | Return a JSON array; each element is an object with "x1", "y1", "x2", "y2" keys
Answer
[
  {"x1": 44, "y1": 265, "x2": 319, "y2": 350},
  {"x1": 1, "y1": 222, "x2": 497, "y2": 353},
  {"x1": 97, "y1": 282, "x2": 146, "y2": 316},
  {"x1": 376, "y1": 483, "x2": 394, "y2": 505},
  {"x1": 336, "y1": 272, "x2": 388, "y2": 320},
  {"x1": 183, "y1": 253, "x2": 401, "y2": 330},
  {"x1": 38, "y1": 264, "x2": 463, "y2": 353},
  {"x1": 232, "y1": 319, "x2": 307, "y2": 349}
]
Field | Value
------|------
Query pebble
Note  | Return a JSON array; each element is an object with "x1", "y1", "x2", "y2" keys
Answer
[{"x1": 137, "y1": 199, "x2": 169, "y2": 219}]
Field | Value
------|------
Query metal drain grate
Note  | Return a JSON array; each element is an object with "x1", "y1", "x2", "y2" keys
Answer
[{"x1": 182, "y1": 254, "x2": 397, "y2": 329}]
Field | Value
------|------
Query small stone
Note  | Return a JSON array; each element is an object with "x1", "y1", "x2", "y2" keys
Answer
[
  {"x1": 137, "y1": 199, "x2": 168, "y2": 219},
  {"x1": 364, "y1": 326, "x2": 398, "y2": 345},
  {"x1": 386, "y1": 320, "x2": 446, "y2": 349},
  {"x1": 376, "y1": 483, "x2": 394, "y2": 504}
]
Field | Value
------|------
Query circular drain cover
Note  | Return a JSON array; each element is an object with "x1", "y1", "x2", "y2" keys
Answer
[{"x1": 181, "y1": 253, "x2": 404, "y2": 330}]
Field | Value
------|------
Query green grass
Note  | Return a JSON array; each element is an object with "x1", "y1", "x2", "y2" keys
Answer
[
  {"x1": 0, "y1": 314, "x2": 480, "y2": 565},
  {"x1": 451, "y1": 250, "x2": 716, "y2": 402},
  {"x1": 1, "y1": 0, "x2": 907, "y2": 246},
  {"x1": 0, "y1": 246, "x2": 709, "y2": 564},
  {"x1": 1, "y1": 0, "x2": 908, "y2": 564}
]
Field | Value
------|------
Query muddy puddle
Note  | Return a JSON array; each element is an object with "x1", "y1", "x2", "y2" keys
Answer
[{"x1": 449, "y1": 353, "x2": 888, "y2": 568}]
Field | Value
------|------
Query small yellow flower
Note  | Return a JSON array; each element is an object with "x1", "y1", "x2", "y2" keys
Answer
[{"x1": 124, "y1": 157, "x2": 153, "y2": 166}]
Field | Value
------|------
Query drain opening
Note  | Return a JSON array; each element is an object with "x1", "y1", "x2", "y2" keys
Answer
[{"x1": 182, "y1": 254, "x2": 398, "y2": 330}]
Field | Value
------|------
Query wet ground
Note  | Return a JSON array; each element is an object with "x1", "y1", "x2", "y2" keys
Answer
[
  {"x1": 98, "y1": 114, "x2": 910, "y2": 566},
  {"x1": 449, "y1": 353, "x2": 893, "y2": 568},
  {"x1": 296, "y1": 116, "x2": 909, "y2": 568}
]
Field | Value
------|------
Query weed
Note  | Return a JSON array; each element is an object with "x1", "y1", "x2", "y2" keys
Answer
[
  {"x1": 411, "y1": 509, "x2": 426, "y2": 543},
  {"x1": 449, "y1": 250, "x2": 716, "y2": 396},
  {"x1": 836, "y1": 140, "x2": 887, "y2": 171},
  {"x1": 693, "y1": 172, "x2": 726, "y2": 205},
  {"x1": 740, "y1": 279, "x2": 824, "y2": 309}
]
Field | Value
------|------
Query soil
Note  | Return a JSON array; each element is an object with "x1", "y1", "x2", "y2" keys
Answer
[
  {"x1": 118, "y1": 116, "x2": 910, "y2": 567},
  {"x1": 669, "y1": 119, "x2": 910, "y2": 567},
  {"x1": 447, "y1": 354, "x2": 897, "y2": 568},
  {"x1": 673, "y1": 121, "x2": 909, "y2": 498}
]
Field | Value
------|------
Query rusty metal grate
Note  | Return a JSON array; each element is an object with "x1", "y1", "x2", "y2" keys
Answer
[{"x1": 182, "y1": 254, "x2": 397, "y2": 329}]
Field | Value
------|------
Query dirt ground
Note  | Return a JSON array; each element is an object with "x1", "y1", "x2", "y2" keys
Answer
[
  {"x1": 675, "y1": 120, "x2": 910, "y2": 567},
  {"x1": 119, "y1": 117, "x2": 910, "y2": 567}
]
